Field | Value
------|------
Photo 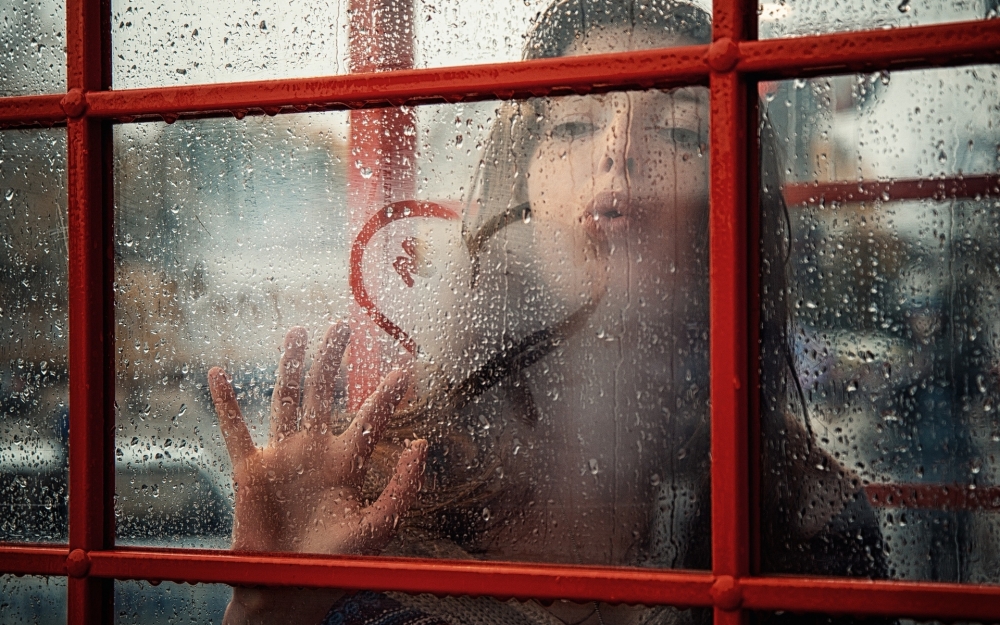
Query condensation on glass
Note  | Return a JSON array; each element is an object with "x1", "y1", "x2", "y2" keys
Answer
[
  {"x1": 116, "y1": 582, "x2": 707, "y2": 625},
  {"x1": 760, "y1": 65, "x2": 1000, "y2": 583},
  {"x1": 113, "y1": 87, "x2": 711, "y2": 568},
  {"x1": 115, "y1": 580, "x2": 230, "y2": 625},
  {"x1": 110, "y1": 0, "x2": 713, "y2": 89},
  {"x1": 752, "y1": 613, "x2": 980, "y2": 625},
  {"x1": 1, "y1": 574, "x2": 67, "y2": 624},
  {"x1": 0, "y1": 0, "x2": 65, "y2": 96},
  {"x1": 0, "y1": 128, "x2": 68, "y2": 544},
  {"x1": 759, "y1": 0, "x2": 994, "y2": 39}
]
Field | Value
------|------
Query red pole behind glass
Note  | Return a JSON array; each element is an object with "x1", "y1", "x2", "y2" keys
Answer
[{"x1": 347, "y1": 0, "x2": 417, "y2": 410}]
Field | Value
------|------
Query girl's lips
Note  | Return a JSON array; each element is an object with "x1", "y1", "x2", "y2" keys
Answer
[{"x1": 582, "y1": 191, "x2": 633, "y2": 239}]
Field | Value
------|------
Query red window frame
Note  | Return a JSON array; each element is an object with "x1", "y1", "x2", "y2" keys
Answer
[{"x1": 2, "y1": 0, "x2": 1000, "y2": 623}]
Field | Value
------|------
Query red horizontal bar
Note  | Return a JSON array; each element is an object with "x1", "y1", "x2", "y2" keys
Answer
[
  {"x1": 742, "y1": 575, "x2": 1000, "y2": 621},
  {"x1": 0, "y1": 20, "x2": 996, "y2": 125},
  {"x1": 865, "y1": 484, "x2": 1000, "y2": 512},
  {"x1": 741, "y1": 18, "x2": 1000, "y2": 79},
  {"x1": 0, "y1": 544, "x2": 69, "y2": 576},
  {"x1": 85, "y1": 548, "x2": 714, "y2": 606},
  {"x1": 784, "y1": 174, "x2": 1000, "y2": 206},
  {"x1": 85, "y1": 46, "x2": 710, "y2": 122},
  {"x1": 0, "y1": 94, "x2": 66, "y2": 127}
]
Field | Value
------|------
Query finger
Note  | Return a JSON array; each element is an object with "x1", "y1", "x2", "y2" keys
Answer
[
  {"x1": 341, "y1": 368, "x2": 411, "y2": 461},
  {"x1": 270, "y1": 326, "x2": 308, "y2": 441},
  {"x1": 208, "y1": 367, "x2": 256, "y2": 466},
  {"x1": 355, "y1": 439, "x2": 427, "y2": 552},
  {"x1": 302, "y1": 321, "x2": 350, "y2": 433}
]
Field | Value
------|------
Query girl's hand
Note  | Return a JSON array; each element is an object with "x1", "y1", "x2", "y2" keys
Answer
[{"x1": 208, "y1": 322, "x2": 427, "y2": 555}]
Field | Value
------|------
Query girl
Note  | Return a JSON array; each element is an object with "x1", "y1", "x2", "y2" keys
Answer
[{"x1": 209, "y1": 1, "x2": 885, "y2": 622}]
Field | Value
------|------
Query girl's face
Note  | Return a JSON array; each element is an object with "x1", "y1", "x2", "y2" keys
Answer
[{"x1": 526, "y1": 30, "x2": 709, "y2": 285}]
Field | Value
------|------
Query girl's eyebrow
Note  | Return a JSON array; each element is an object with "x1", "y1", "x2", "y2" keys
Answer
[{"x1": 664, "y1": 88, "x2": 704, "y2": 105}]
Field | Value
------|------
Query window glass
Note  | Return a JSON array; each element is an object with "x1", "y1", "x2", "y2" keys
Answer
[
  {"x1": 110, "y1": 0, "x2": 712, "y2": 89},
  {"x1": 115, "y1": 580, "x2": 229, "y2": 625},
  {"x1": 113, "y1": 88, "x2": 711, "y2": 568},
  {"x1": 116, "y1": 582, "x2": 707, "y2": 625},
  {"x1": 0, "y1": 128, "x2": 68, "y2": 544},
  {"x1": 753, "y1": 613, "x2": 980, "y2": 625},
  {"x1": 0, "y1": 0, "x2": 65, "y2": 96},
  {"x1": 1, "y1": 574, "x2": 67, "y2": 624},
  {"x1": 760, "y1": 0, "x2": 993, "y2": 39},
  {"x1": 760, "y1": 65, "x2": 1000, "y2": 583}
]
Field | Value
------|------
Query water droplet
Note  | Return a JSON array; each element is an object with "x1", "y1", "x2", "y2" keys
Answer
[
  {"x1": 354, "y1": 454, "x2": 365, "y2": 470},
  {"x1": 588, "y1": 458, "x2": 599, "y2": 475},
  {"x1": 360, "y1": 167, "x2": 373, "y2": 179},
  {"x1": 4, "y1": 189, "x2": 13, "y2": 201},
  {"x1": 897, "y1": 0, "x2": 910, "y2": 13},
  {"x1": 481, "y1": 507, "x2": 491, "y2": 521},
  {"x1": 455, "y1": 134, "x2": 463, "y2": 147}
]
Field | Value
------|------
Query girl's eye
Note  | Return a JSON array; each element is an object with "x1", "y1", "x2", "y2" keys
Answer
[
  {"x1": 661, "y1": 127, "x2": 704, "y2": 150},
  {"x1": 549, "y1": 120, "x2": 598, "y2": 140}
]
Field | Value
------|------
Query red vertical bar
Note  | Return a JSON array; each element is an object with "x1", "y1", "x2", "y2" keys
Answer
[
  {"x1": 347, "y1": 0, "x2": 416, "y2": 409},
  {"x1": 710, "y1": 0, "x2": 752, "y2": 624},
  {"x1": 66, "y1": 0, "x2": 113, "y2": 622}
]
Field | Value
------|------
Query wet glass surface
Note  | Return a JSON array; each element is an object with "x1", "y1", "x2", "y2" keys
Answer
[
  {"x1": 759, "y1": 0, "x2": 993, "y2": 39},
  {"x1": 116, "y1": 582, "x2": 707, "y2": 625},
  {"x1": 760, "y1": 66, "x2": 1000, "y2": 582},
  {"x1": 0, "y1": 128, "x2": 69, "y2": 543},
  {"x1": 0, "y1": 575, "x2": 66, "y2": 625},
  {"x1": 0, "y1": 0, "x2": 65, "y2": 96},
  {"x1": 110, "y1": 0, "x2": 712, "y2": 89},
  {"x1": 115, "y1": 580, "x2": 230, "y2": 625},
  {"x1": 113, "y1": 87, "x2": 711, "y2": 567}
]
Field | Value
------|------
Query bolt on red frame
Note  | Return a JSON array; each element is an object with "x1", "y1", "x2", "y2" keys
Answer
[{"x1": 2, "y1": 0, "x2": 1000, "y2": 624}]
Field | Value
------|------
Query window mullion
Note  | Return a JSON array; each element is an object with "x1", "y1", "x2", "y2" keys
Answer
[
  {"x1": 710, "y1": 1, "x2": 754, "y2": 624},
  {"x1": 65, "y1": 0, "x2": 113, "y2": 623}
]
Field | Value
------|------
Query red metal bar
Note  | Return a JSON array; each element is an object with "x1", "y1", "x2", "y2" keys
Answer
[
  {"x1": 739, "y1": 18, "x2": 1000, "y2": 79},
  {"x1": 66, "y1": 0, "x2": 112, "y2": 621},
  {"x1": 741, "y1": 576, "x2": 1000, "y2": 621},
  {"x1": 709, "y1": 69, "x2": 750, "y2": 582},
  {"x1": 783, "y1": 174, "x2": 1000, "y2": 206},
  {"x1": 710, "y1": 3, "x2": 754, "y2": 623},
  {"x1": 82, "y1": 46, "x2": 710, "y2": 122},
  {"x1": 0, "y1": 545, "x2": 69, "y2": 575},
  {"x1": 864, "y1": 484, "x2": 1000, "y2": 512},
  {"x1": 0, "y1": 94, "x2": 66, "y2": 127},
  {"x1": 85, "y1": 549, "x2": 715, "y2": 606},
  {"x1": 0, "y1": 19, "x2": 994, "y2": 127}
]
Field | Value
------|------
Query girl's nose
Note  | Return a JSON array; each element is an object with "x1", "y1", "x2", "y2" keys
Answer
[{"x1": 601, "y1": 155, "x2": 636, "y2": 174}]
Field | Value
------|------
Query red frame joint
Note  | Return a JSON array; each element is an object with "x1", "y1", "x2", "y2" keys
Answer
[
  {"x1": 66, "y1": 549, "x2": 91, "y2": 578},
  {"x1": 707, "y1": 38, "x2": 740, "y2": 73},
  {"x1": 711, "y1": 575, "x2": 742, "y2": 612},
  {"x1": 60, "y1": 88, "x2": 88, "y2": 118}
]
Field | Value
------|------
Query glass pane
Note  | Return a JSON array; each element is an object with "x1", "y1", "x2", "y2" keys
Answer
[
  {"x1": 0, "y1": 0, "x2": 66, "y2": 96},
  {"x1": 760, "y1": 65, "x2": 1000, "y2": 582},
  {"x1": 117, "y1": 582, "x2": 707, "y2": 625},
  {"x1": 0, "y1": 128, "x2": 69, "y2": 544},
  {"x1": 753, "y1": 614, "x2": 969, "y2": 625},
  {"x1": 760, "y1": 0, "x2": 993, "y2": 39},
  {"x1": 111, "y1": 0, "x2": 712, "y2": 89},
  {"x1": 115, "y1": 580, "x2": 229, "y2": 625},
  {"x1": 114, "y1": 87, "x2": 711, "y2": 566},
  {"x1": 0, "y1": 575, "x2": 66, "y2": 624}
]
